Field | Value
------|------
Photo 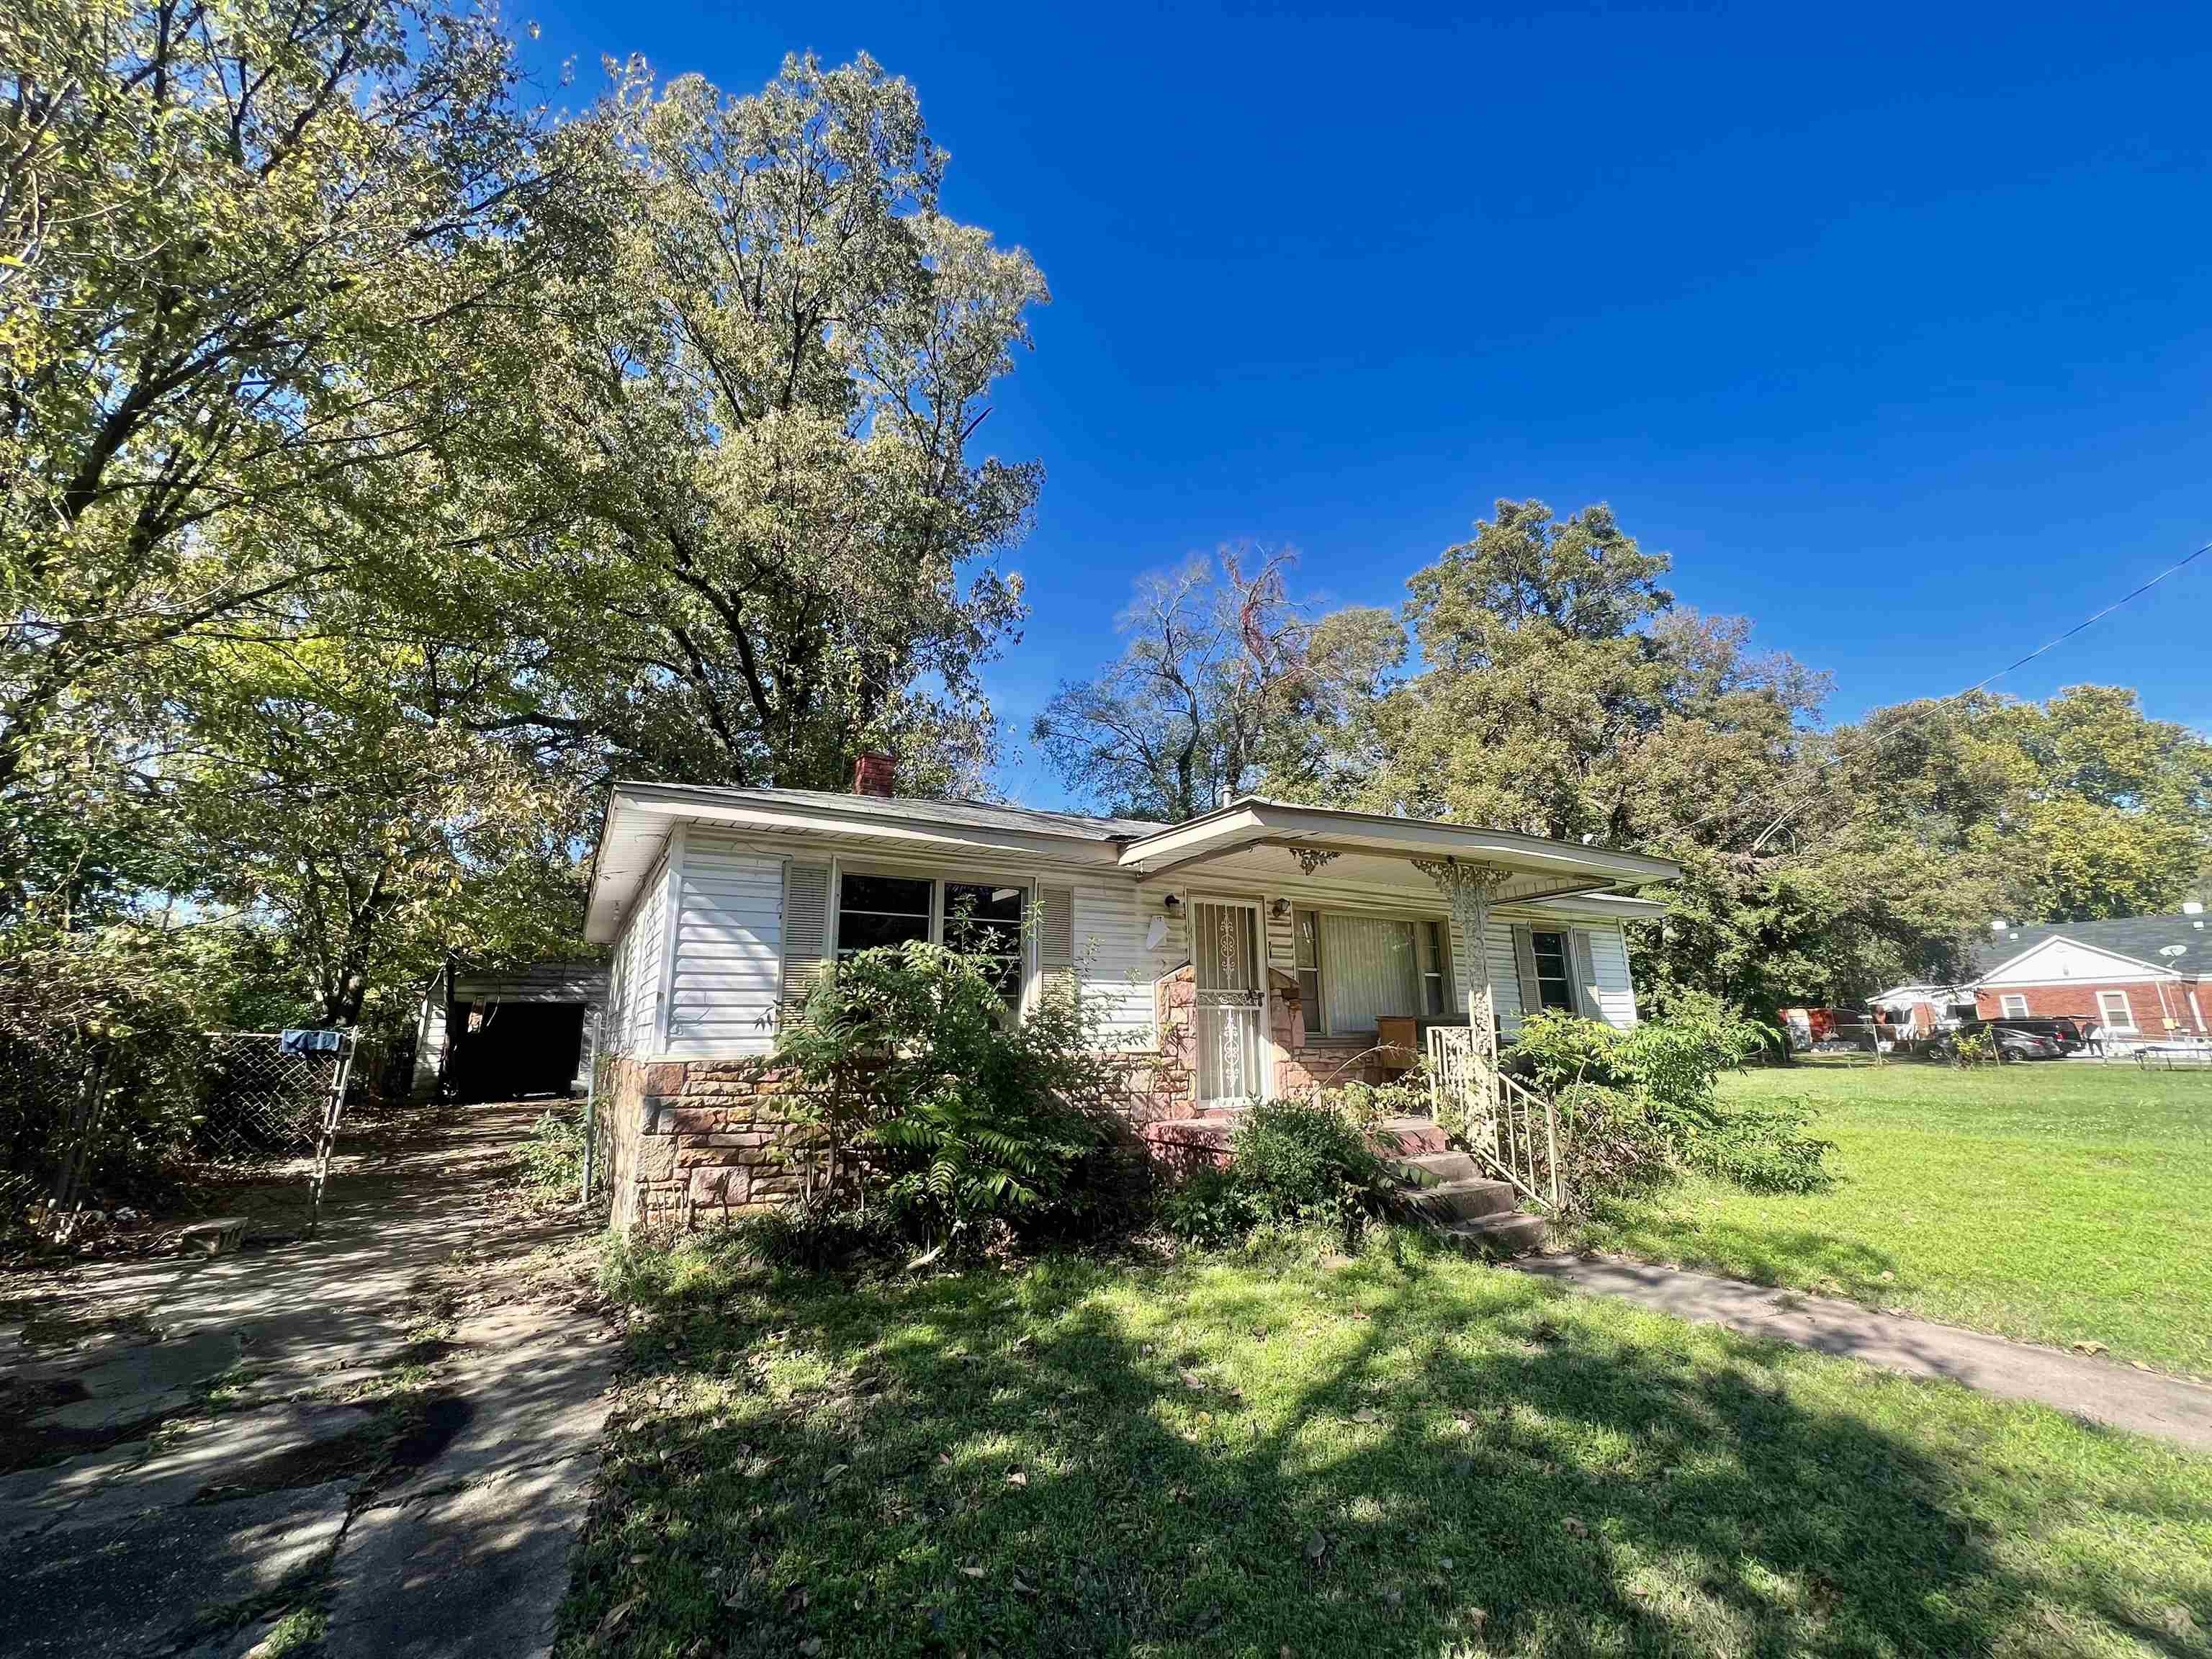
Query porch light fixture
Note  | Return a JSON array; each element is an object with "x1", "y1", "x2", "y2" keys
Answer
[
  {"x1": 1269, "y1": 898, "x2": 1292, "y2": 920},
  {"x1": 1162, "y1": 894, "x2": 1182, "y2": 912}
]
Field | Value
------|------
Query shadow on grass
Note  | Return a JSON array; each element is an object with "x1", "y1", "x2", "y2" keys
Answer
[
  {"x1": 1578, "y1": 1199, "x2": 1905, "y2": 1302},
  {"x1": 562, "y1": 1234, "x2": 2212, "y2": 1658}
]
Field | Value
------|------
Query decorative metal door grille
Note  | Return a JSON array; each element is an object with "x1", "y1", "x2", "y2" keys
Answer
[{"x1": 1192, "y1": 902, "x2": 1263, "y2": 1105}]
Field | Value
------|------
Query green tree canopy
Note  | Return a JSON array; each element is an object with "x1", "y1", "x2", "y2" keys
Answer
[{"x1": 517, "y1": 52, "x2": 1047, "y2": 794}]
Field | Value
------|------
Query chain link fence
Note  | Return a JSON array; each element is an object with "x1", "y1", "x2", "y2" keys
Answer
[{"x1": 0, "y1": 1027, "x2": 390, "y2": 1240}]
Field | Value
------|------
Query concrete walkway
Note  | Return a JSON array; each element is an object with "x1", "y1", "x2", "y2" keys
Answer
[
  {"x1": 1516, "y1": 1252, "x2": 2212, "y2": 1452},
  {"x1": 0, "y1": 1102, "x2": 616, "y2": 1658}
]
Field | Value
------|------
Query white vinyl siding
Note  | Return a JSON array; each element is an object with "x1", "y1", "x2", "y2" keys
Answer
[
  {"x1": 1073, "y1": 881, "x2": 1165, "y2": 1047},
  {"x1": 1585, "y1": 922, "x2": 1640, "y2": 1028},
  {"x1": 1452, "y1": 912, "x2": 1521, "y2": 1034},
  {"x1": 603, "y1": 853, "x2": 670, "y2": 1057},
  {"x1": 630, "y1": 866, "x2": 668, "y2": 1053},
  {"x1": 1478, "y1": 916, "x2": 1637, "y2": 1038},
  {"x1": 665, "y1": 832, "x2": 783, "y2": 1057}
]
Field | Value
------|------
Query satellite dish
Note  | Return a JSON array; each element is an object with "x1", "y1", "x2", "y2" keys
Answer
[{"x1": 2158, "y1": 944, "x2": 2188, "y2": 958}]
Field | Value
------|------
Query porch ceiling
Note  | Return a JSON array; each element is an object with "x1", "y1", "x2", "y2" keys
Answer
[{"x1": 1116, "y1": 796, "x2": 1681, "y2": 894}]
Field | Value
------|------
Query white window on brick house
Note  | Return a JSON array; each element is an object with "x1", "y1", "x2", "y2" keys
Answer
[
  {"x1": 1999, "y1": 994, "x2": 2029, "y2": 1017},
  {"x1": 2097, "y1": 989, "x2": 2136, "y2": 1033}
]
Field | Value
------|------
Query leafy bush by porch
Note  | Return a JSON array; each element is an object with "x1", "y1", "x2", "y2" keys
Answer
[
  {"x1": 767, "y1": 942, "x2": 1136, "y2": 1251},
  {"x1": 1508, "y1": 1002, "x2": 1834, "y2": 1203},
  {"x1": 1157, "y1": 1099, "x2": 1393, "y2": 1247}
]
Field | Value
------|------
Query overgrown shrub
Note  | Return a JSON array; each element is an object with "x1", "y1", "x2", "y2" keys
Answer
[
  {"x1": 731, "y1": 1192, "x2": 906, "y2": 1271},
  {"x1": 1229, "y1": 1098, "x2": 1390, "y2": 1227},
  {"x1": 1949, "y1": 1027, "x2": 1998, "y2": 1069},
  {"x1": 771, "y1": 941, "x2": 1130, "y2": 1250},
  {"x1": 1159, "y1": 1098, "x2": 1390, "y2": 1246},
  {"x1": 1154, "y1": 1162, "x2": 1259, "y2": 1249},
  {"x1": 1504, "y1": 1000, "x2": 1828, "y2": 1204},
  {"x1": 1551, "y1": 1081, "x2": 1674, "y2": 1210},
  {"x1": 1683, "y1": 1097, "x2": 1836, "y2": 1194},
  {"x1": 1328, "y1": 1071, "x2": 1432, "y2": 1126}
]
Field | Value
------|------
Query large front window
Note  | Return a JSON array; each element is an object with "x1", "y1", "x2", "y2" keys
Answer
[
  {"x1": 943, "y1": 881, "x2": 1026, "y2": 1002},
  {"x1": 1294, "y1": 908, "x2": 1452, "y2": 1037},
  {"x1": 835, "y1": 873, "x2": 933, "y2": 956},
  {"x1": 834, "y1": 871, "x2": 1028, "y2": 1006}
]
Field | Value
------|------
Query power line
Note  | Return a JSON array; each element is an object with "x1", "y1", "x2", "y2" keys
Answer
[{"x1": 1730, "y1": 536, "x2": 2212, "y2": 855}]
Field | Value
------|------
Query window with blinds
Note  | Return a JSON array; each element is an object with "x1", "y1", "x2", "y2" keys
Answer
[{"x1": 1295, "y1": 909, "x2": 1453, "y2": 1037}]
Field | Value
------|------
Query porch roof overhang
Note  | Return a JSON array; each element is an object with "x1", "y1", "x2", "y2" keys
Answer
[{"x1": 1114, "y1": 796, "x2": 1681, "y2": 899}]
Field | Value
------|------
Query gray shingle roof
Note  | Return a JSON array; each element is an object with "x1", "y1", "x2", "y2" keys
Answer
[
  {"x1": 619, "y1": 781, "x2": 1167, "y2": 842},
  {"x1": 1968, "y1": 911, "x2": 2211, "y2": 978}
]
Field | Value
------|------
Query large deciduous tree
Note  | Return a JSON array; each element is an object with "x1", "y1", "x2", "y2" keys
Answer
[
  {"x1": 171, "y1": 629, "x2": 590, "y2": 1024},
  {"x1": 1030, "y1": 547, "x2": 1395, "y2": 821},
  {"x1": 0, "y1": 0, "x2": 604, "y2": 914},
  {"x1": 526, "y1": 53, "x2": 1047, "y2": 794}
]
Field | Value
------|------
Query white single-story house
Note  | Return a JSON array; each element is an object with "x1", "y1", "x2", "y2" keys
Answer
[{"x1": 580, "y1": 765, "x2": 1680, "y2": 1229}]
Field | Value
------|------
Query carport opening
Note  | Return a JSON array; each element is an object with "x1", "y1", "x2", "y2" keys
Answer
[{"x1": 446, "y1": 1001, "x2": 587, "y2": 1103}]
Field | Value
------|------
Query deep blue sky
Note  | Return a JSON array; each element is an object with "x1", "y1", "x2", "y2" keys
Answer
[{"x1": 519, "y1": 0, "x2": 2212, "y2": 806}]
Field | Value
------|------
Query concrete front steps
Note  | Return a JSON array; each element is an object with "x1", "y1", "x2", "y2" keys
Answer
[
  {"x1": 1384, "y1": 1144, "x2": 1552, "y2": 1258},
  {"x1": 1143, "y1": 1110, "x2": 1551, "y2": 1257}
]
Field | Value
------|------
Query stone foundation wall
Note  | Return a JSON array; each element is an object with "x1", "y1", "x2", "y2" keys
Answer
[
  {"x1": 595, "y1": 1053, "x2": 819, "y2": 1234},
  {"x1": 593, "y1": 961, "x2": 1429, "y2": 1233}
]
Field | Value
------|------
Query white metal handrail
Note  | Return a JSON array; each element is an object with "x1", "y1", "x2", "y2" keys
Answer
[{"x1": 1426, "y1": 1026, "x2": 1561, "y2": 1210}]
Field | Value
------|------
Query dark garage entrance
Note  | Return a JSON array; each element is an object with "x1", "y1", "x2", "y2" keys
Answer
[{"x1": 445, "y1": 1001, "x2": 588, "y2": 1103}]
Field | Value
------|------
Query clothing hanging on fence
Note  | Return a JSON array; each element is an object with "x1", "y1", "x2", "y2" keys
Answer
[{"x1": 280, "y1": 1028, "x2": 343, "y2": 1056}]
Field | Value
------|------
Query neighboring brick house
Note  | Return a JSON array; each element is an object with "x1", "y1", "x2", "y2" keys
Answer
[
  {"x1": 1968, "y1": 908, "x2": 2208, "y2": 1042},
  {"x1": 579, "y1": 762, "x2": 1680, "y2": 1231}
]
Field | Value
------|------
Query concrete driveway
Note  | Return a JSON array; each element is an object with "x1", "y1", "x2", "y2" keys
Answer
[{"x1": 0, "y1": 1102, "x2": 618, "y2": 1658}]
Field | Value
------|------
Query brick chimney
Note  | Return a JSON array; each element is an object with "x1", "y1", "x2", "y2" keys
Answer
[{"x1": 851, "y1": 750, "x2": 895, "y2": 798}]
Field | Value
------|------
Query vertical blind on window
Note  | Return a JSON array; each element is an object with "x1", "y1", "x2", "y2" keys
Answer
[{"x1": 1320, "y1": 914, "x2": 1421, "y2": 1035}]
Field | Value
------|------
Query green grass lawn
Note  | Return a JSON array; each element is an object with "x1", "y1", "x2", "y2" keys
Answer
[
  {"x1": 561, "y1": 1231, "x2": 2212, "y2": 1658},
  {"x1": 1574, "y1": 1061, "x2": 2212, "y2": 1376}
]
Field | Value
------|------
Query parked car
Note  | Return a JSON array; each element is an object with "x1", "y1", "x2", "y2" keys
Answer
[
  {"x1": 1925, "y1": 1021, "x2": 2066, "y2": 1062},
  {"x1": 1987, "y1": 1016, "x2": 2088, "y2": 1054}
]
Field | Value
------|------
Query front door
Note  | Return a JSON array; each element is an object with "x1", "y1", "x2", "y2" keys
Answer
[{"x1": 1192, "y1": 901, "x2": 1264, "y2": 1106}]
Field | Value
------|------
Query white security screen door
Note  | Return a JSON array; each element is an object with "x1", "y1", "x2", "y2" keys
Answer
[{"x1": 1192, "y1": 901, "x2": 1264, "y2": 1106}]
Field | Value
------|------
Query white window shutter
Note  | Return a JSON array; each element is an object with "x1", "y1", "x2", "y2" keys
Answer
[
  {"x1": 780, "y1": 861, "x2": 832, "y2": 1025},
  {"x1": 1568, "y1": 928, "x2": 1604, "y2": 1022},
  {"x1": 1509, "y1": 924, "x2": 1542, "y2": 1033},
  {"x1": 1039, "y1": 884, "x2": 1076, "y2": 1007}
]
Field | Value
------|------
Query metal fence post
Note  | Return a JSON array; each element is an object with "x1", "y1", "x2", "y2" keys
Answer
[
  {"x1": 579, "y1": 1004, "x2": 604, "y2": 1208},
  {"x1": 307, "y1": 1032, "x2": 359, "y2": 1236}
]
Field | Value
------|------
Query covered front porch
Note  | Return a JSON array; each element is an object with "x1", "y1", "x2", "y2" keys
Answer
[{"x1": 1112, "y1": 798, "x2": 1680, "y2": 1182}]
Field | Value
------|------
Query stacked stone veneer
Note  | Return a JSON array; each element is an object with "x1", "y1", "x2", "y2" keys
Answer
[
  {"x1": 1149, "y1": 961, "x2": 1400, "y2": 1105},
  {"x1": 598, "y1": 963, "x2": 1413, "y2": 1234},
  {"x1": 596, "y1": 1055, "x2": 817, "y2": 1233}
]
